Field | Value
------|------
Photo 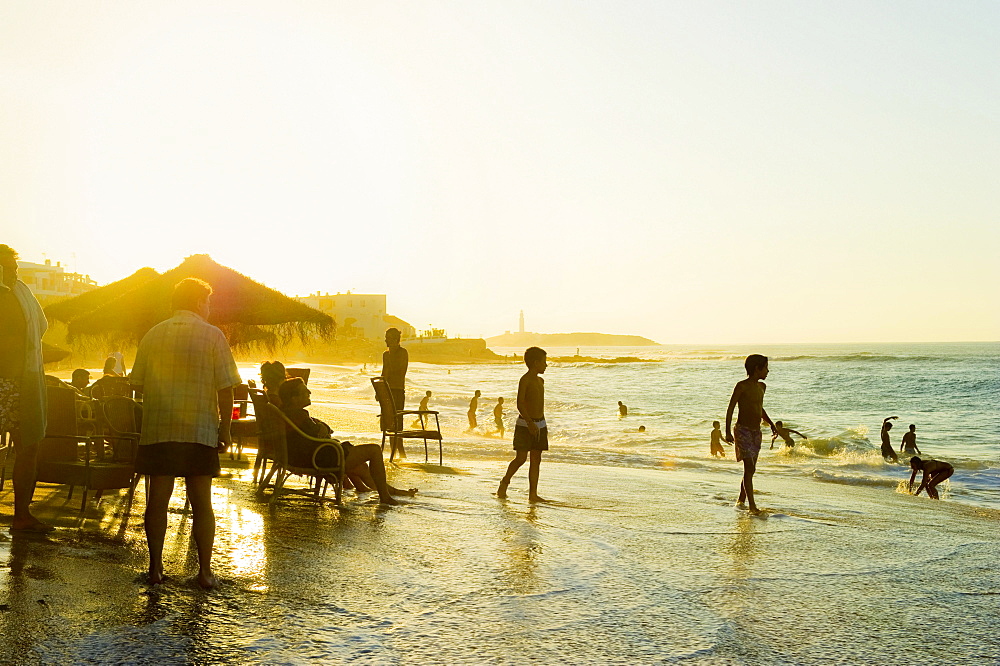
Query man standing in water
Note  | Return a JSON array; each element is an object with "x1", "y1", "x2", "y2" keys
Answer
[
  {"x1": 467, "y1": 389, "x2": 481, "y2": 431},
  {"x1": 900, "y1": 424, "x2": 921, "y2": 455},
  {"x1": 497, "y1": 347, "x2": 548, "y2": 502},
  {"x1": 880, "y1": 416, "x2": 899, "y2": 462},
  {"x1": 0, "y1": 245, "x2": 52, "y2": 533},
  {"x1": 381, "y1": 328, "x2": 408, "y2": 460},
  {"x1": 908, "y1": 457, "x2": 953, "y2": 500},
  {"x1": 131, "y1": 278, "x2": 241, "y2": 588},
  {"x1": 725, "y1": 354, "x2": 776, "y2": 515}
]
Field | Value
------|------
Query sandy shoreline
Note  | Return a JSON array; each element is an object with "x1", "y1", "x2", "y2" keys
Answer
[{"x1": 2, "y1": 441, "x2": 999, "y2": 664}]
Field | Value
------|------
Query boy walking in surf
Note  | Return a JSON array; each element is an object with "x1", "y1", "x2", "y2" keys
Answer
[
  {"x1": 497, "y1": 347, "x2": 547, "y2": 502},
  {"x1": 725, "y1": 354, "x2": 776, "y2": 514}
]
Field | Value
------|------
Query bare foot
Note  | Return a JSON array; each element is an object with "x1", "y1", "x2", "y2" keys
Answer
[
  {"x1": 148, "y1": 570, "x2": 167, "y2": 585},
  {"x1": 197, "y1": 571, "x2": 219, "y2": 590},
  {"x1": 10, "y1": 518, "x2": 55, "y2": 533},
  {"x1": 528, "y1": 494, "x2": 548, "y2": 503},
  {"x1": 496, "y1": 480, "x2": 509, "y2": 498},
  {"x1": 378, "y1": 495, "x2": 400, "y2": 506},
  {"x1": 748, "y1": 506, "x2": 761, "y2": 515},
  {"x1": 389, "y1": 486, "x2": 417, "y2": 496}
]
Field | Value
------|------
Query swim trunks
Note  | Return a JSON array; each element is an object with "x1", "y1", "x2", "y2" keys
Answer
[
  {"x1": 513, "y1": 418, "x2": 548, "y2": 452},
  {"x1": 0, "y1": 377, "x2": 21, "y2": 435},
  {"x1": 734, "y1": 424, "x2": 762, "y2": 461}
]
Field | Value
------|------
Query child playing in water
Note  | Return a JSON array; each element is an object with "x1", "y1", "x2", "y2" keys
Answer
[
  {"x1": 493, "y1": 397, "x2": 505, "y2": 438},
  {"x1": 710, "y1": 421, "x2": 726, "y2": 457},
  {"x1": 770, "y1": 421, "x2": 807, "y2": 449},
  {"x1": 497, "y1": 347, "x2": 547, "y2": 502},
  {"x1": 725, "y1": 354, "x2": 776, "y2": 514}
]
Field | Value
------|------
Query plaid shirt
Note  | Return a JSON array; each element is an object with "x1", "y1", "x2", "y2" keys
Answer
[{"x1": 131, "y1": 310, "x2": 241, "y2": 447}]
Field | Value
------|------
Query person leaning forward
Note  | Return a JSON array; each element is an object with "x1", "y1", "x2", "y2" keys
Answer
[
  {"x1": 0, "y1": 245, "x2": 52, "y2": 533},
  {"x1": 130, "y1": 278, "x2": 241, "y2": 589}
]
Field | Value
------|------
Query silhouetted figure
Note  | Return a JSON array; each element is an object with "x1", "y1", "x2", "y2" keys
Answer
[
  {"x1": 909, "y1": 457, "x2": 953, "y2": 500},
  {"x1": 131, "y1": 278, "x2": 241, "y2": 588},
  {"x1": 710, "y1": 421, "x2": 726, "y2": 457},
  {"x1": 900, "y1": 424, "x2": 921, "y2": 455},
  {"x1": 770, "y1": 420, "x2": 807, "y2": 449},
  {"x1": 101, "y1": 356, "x2": 121, "y2": 377},
  {"x1": 497, "y1": 347, "x2": 548, "y2": 502},
  {"x1": 493, "y1": 397, "x2": 505, "y2": 438},
  {"x1": 467, "y1": 389, "x2": 481, "y2": 431},
  {"x1": 725, "y1": 355, "x2": 776, "y2": 515},
  {"x1": 0, "y1": 244, "x2": 52, "y2": 533},
  {"x1": 381, "y1": 328, "x2": 408, "y2": 460},
  {"x1": 260, "y1": 361, "x2": 287, "y2": 408},
  {"x1": 412, "y1": 390, "x2": 432, "y2": 428},
  {"x1": 618, "y1": 401, "x2": 628, "y2": 417},
  {"x1": 880, "y1": 416, "x2": 899, "y2": 462},
  {"x1": 278, "y1": 378, "x2": 415, "y2": 504},
  {"x1": 70, "y1": 368, "x2": 92, "y2": 396},
  {"x1": 638, "y1": 425, "x2": 646, "y2": 433}
]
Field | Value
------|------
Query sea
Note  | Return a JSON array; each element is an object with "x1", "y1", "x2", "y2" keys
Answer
[
  {"x1": 307, "y1": 341, "x2": 1000, "y2": 512},
  {"x1": 4, "y1": 342, "x2": 998, "y2": 664}
]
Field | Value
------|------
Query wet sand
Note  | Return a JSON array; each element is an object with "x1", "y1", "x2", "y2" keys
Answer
[{"x1": 2, "y1": 445, "x2": 999, "y2": 663}]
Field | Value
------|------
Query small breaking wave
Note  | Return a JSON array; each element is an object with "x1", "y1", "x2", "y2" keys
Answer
[{"x1": 812, "y1": 470, "x2": 898, "y2": 488}]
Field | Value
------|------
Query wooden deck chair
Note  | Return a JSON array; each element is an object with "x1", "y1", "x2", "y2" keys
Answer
[
  {"x1": 253, "y1": 400, "x2": 345, "y2": 506},
  {"x1": 370, "y1": 377, "x2": 444, "y2": 465},
  {"x1": 248, "y1": 388, "x2": 273, "y2": 483}
]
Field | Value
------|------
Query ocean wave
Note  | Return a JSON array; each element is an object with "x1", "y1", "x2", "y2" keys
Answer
[{"x1": 811, "y1": 470, "x2": 898, "y2": 488}]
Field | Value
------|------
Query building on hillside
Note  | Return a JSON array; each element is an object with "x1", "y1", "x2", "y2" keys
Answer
[
  {"x1": 293, "y1": 291, "x2": 415, "y2": 340},
  {"x1": 17, "y1": 259, "x2": 98, "y2": 305}
]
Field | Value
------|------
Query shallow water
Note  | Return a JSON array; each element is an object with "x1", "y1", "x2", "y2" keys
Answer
[{"x1": 2, "y1": 342, "x2": 996, "y2": 663}]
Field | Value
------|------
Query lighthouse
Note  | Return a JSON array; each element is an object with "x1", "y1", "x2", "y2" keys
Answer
[{"x1": 519, "y1": 310, "x2": 525, "y2": 334}]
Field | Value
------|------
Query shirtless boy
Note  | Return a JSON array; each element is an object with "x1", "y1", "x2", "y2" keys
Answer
[
  {"x1": 900, "y1": 424, "x2": 920, "y2": 455},
  {"x1": 710, "y1": 421, "x2": 726, "y2": 457},
  {"x1": 725, "y1": 354, "x2": 776, "y2": 514},
  {"x1": 493, "y1": 397, "x2": 505, "y2": 438},
  {"x1": 770, "y1": 421, "x2": 807, "y2": 449},
  {"x1": 497, "y1": 347, "x2": 547, "y2": 502},
  {"x1": 880, "y1": 416, "x2": 899, "y2": 462},
  {"x1": 908, "y1": 457, "x2": 953, "y2": 500}
]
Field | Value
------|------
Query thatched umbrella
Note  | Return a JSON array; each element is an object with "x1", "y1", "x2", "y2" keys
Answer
[
  {"x1": 42, "y1": 341, "x2": 72, "y2": 365},
  {"x1": 66, "y1": 254, "x2": 334, "y2": 350},
  {"x1": 44, "y1": 267, "x2": 160, "y2": 324}
]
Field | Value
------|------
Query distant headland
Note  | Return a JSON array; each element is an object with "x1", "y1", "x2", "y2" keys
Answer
[{"x1": 485, "y1": 332, "x2": 659, "y2": 347}]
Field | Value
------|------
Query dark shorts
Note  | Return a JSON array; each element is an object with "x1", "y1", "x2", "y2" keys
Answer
[
  {"x1": 135, "y1": 442, "x2": 222, "y2": 478},
  {"x1": 513, "y1": 424, "x2": 548, "y2": 452},
  {"x1": 381, "y1": 389, "x2": 405, "y2": 431},
  {"x1": 734, "y1": 424, "x2": 761, "y2": 462}
]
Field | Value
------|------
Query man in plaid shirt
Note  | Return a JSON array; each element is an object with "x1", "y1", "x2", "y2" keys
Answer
[{"x1": 131, "y1": 278, "x2": 241, "y2": 589}]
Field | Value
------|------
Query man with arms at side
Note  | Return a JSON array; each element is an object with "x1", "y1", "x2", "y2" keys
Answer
[
  {"x1": 900, "y1": 424, "x2": 920, "y2": 455},
  {"x1": 130, "y1": 278, "x2": 241, "y2": 589},
  {"x1": 725, "y1": 354, "x2": 776, "y2": 515},
  {"x1": 0, "y1": 245, "x2": 52, "y2": 532},
  {"x1": 381, "y1": 328, "x2": 408, "y2": 460},
  {"x1": 497, "y1": 347, "x2": 548, "y2": 502}
]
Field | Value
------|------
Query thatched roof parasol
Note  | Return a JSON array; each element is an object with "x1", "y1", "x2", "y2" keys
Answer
[
  {"x1": 42, "y1": 341, "x2": 72, "y2": 365},
  {"x1": 44, "y1": 267, "x2": 160, "y2": 324},
  {"x1": 65, "y1": 254, "x2": 334, "y2": 350}
]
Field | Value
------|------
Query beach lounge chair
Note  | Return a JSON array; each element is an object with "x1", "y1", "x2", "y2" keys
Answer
[
  {"x1": 248, "y1": 388, "x2": 273, "y2": 483},
  {"x1": 371, "y1": 377, "x2": 444, "y2": 465},
  {"x1": 253, "y1": 399, "x2": 345, "y2": 506},
  {"x1": 35, "y1": 387, "x2": 139, "y2": 511}
]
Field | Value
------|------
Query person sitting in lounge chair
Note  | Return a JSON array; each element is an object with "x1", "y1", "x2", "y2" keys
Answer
[{"x1": 277, "y1": 378, "x2": 416, "y2": 505}]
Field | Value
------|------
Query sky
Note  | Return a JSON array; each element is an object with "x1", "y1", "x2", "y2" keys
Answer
[{"x1": 2, "y1": 1, "x2": 997, "y2": 344}]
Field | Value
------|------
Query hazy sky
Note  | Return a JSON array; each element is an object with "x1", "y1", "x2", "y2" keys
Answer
[{"x1": 2, "y1": 1, "x2": 997, "y2": 343}]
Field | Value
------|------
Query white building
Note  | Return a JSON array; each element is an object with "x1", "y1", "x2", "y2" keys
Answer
[
  {"x1": 17, "y1": 259, "x2": 98, "y2": 305},
  {"x1": 293, "y1": 291, "x2": 415, "y2": 340}
]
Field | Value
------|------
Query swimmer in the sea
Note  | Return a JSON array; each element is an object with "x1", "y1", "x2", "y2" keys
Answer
[{"x1": 770, "y1": 420, "x2": 807, "y2": 449}]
